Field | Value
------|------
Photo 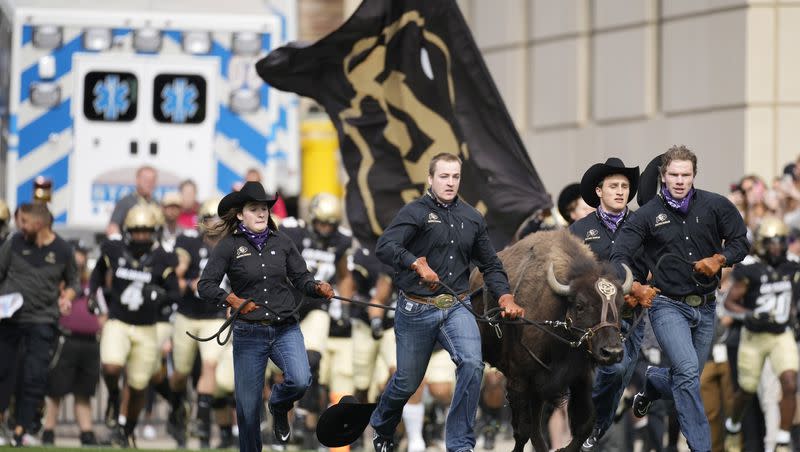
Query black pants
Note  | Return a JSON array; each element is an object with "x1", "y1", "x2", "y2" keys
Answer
[{"x1": 0, "y1": 321, "x2": 57, "y2": 431}]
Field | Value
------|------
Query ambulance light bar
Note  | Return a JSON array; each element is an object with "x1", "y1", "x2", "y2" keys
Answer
[
  {"x1": 232, "y1": 32, "x2": 260, "y2": 56},
  {"x1": 30, "y1": 82, "x2": 61, "y2": 108},
  {"x1": 32, "y1": 25, "x2": 62, "y2": 50},
  {"x1": 230, "y1": 88, "x2": 259, "y2": 114},
  {"x1": 182, "y1": 31, "x2": 211, "y2": 55},
  {"x1": 133, "y1": 28, "x2": 162, "y2": 53},
  {"x1": 83, "y1": 28, "x2": 112, "y2": 51}
]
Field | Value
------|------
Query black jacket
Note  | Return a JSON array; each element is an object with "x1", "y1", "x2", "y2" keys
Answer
[
  {"x1": 198, "y1": 229, "x2": 320, "y2": 322},
  {"x1": 376, "y1": 192, "x2": 510, "y2": 298},
  {"x1": 570, "y1": 210, "x2": 648, "y2": 282},
  {"x1": 610, "y1": 189, "x2": 748, "y2": 296}
]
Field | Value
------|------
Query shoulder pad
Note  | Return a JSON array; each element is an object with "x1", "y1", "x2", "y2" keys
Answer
[{"x1": 337, "y1": 225, "x2": 353, "y2": 237}]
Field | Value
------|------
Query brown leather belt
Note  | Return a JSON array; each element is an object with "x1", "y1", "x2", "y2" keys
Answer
[{"x1": 401, "y1": 291, "x2": 468, "y2": 309}]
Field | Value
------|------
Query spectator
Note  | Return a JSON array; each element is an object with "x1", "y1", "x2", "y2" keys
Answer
[
  {"x1": 0, "y1": 203, "x2": 79, "y2": 446},
  {"x1": 41, "y1": 242, "x2": 106, "y2": 447},
  {"x1": 106, "y1": 166, "x2": 159, "y2": 237},
  {"x1": 177, "y1": 179, "x2": 199, "y2": 230},
  {"x1": 160, "y1": 191, "x2": 183, "y2": 251}
]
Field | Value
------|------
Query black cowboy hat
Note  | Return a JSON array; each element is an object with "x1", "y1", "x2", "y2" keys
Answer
[
  {"x1": 556, "y1": 183, "x2": 581, "y2": 222},
  {"x1": 637, "y1": 153, "x2": 665, "y2": 206},
  {"x1": 217, "y1": 181, "x2": 277, "y2": 217},
  {"x1": 316, "y1": 396, "x2": 377, "y2": 447},
  {"x1": 579, "y1": 158, "x2": 639, "y2": 208}
]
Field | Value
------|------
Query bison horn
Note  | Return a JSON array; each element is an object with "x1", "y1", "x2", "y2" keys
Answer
[
  {"x1": 621, "y1": 264, "x2": 633, "y2": 294},
  {"x1": 547, "y1": 262, "x2": 572, "y2": 296}
]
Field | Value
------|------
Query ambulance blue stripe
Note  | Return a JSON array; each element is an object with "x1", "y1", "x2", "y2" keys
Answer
[
  {"x1": 18, "y1": 99, "x2": 71, "y2": 158},
  {"x1": 217, "y1": 105, "x2": 266, "y2": 163},
  {"x1": 164, "y1": 30, "x2": 182, "y2": 45},
  {"x1": 268, "y1": 105, "x2": 287, "y2": 141},
  {"x1": 20, "y1": 35, "x2": 82, "y2": 103},
  {"x1": 16, "y1": 154, "x2": 69, "y2": 204},
  {"x1": 22, "y1": 25, "x2": 32, "y2": 46},
  {"x1": 216, "y1": 160, "x2": 240, "y2": 194},
  {"x1": 54, "y1": 212, "x2": 67, "y2": 223},
  {"x1": 9, "y1": 114, "x2": 17, "y2": 136},
  {"x1": 210, "y1": 41, "x2": 231, "y2": 79},
  {"x1": 262, "y1": 33, "x2": 271, "y2": 51},
  {"x1": 260, "y1": 84, "x2": 269, "y2": 108}
]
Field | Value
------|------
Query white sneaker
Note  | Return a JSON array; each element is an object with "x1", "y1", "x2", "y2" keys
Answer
[{"x1": 142, "y1": 424, "x2": 157, "y2": 440}]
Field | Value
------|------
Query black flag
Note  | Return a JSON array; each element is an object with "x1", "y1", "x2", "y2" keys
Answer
[{"x1": 257, "y1": 0, "x2": 551, "y2": 248}]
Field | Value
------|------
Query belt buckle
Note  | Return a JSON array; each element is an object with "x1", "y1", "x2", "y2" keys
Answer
[
  {"x1": 433, "y1": 294, "x2": 455, "y2": 310},
  {"x1": 685, "y1": 295, "x2": 702, "y2": 307}
]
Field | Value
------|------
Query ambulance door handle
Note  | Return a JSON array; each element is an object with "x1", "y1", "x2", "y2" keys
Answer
[
  {"x1": 129, "y1": 141, "x2": 138, "y2": 155},
  {"x1": 150, "y1": 142, "x2": 158, "y2": 156}
]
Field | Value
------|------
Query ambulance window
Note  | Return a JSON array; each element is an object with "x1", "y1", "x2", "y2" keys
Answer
[
  {"x1": 152, "y1": 74, "x2": 206, "y2": 124},
  {"x1": 83, "y1": 72, "x2": 138, "y2": 122}
]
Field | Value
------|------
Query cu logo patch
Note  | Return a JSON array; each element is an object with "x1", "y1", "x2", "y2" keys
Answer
[
  {"x1": 655, "y1": 213, "x2": 670, "y2": 227},
  {"x1": 427, "y1": 212, "x2": 442, "y2": 224},
  {"x1": 236, "y1": 246, "x2": 251, "y2": 259},
  {"x1": 585, "y1": 229, "x2": 600, "y2": 241}
]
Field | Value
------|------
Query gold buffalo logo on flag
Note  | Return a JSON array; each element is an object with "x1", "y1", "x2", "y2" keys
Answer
[{"x1": 257, "y1": 0, "x2": 551, "y2": 248}]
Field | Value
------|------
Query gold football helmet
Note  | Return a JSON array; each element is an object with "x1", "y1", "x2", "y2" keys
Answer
[
  {"x1": 308, "y1": 193, "x2": 342, "y2": 225},
  {"x1": 754, "y1": 217, "x2": 789, "y2": 265},
  {"x1": 124, "y1": 204, "x2": 160, "y2": 231}
]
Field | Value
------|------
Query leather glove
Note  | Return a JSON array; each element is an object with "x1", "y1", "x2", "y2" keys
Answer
[
  {"x1": 694, "y1": 253, "x2": 726, "y2": 277},
  {"x1": 315, "y1": 281, "x2": 334, "y2": 299},
  {"x1": 411, "y1": 257, "x2": 439, "y2": 290},
  {"x1": 226, "y1": 293, "x2": 256, "y2": 314},
  {"x1": 744, "y1": 311, "x2": 773, "y2": 330},
  {"x1": 625, "y1": 282, "x2": 660, "y2": 309},
  {"x1": 498, "y1": 294, "x2": 525, "y2": 319},
  {"x1": 370, "y1": 317, "x2": 384, "y2": 340}
]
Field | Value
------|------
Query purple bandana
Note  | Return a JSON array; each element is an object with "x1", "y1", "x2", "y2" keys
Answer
[
  {"x1": 238, "y1": 223, "x2": 270, "y2": 251},
  {"x1": 597, "y1": 207, "x2": 627, "y2": 233},
  {"x1": 661, "y1": 185, "x2": 695, "y2": 214}
]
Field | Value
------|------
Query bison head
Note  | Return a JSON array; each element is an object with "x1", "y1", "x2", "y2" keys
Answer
[{"x1": 546, "y1": 262, "x2": 632, "y2": 365}]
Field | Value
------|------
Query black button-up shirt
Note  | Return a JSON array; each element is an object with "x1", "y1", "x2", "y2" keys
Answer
[
  {"x1": 610, "y1": 189, "x2": 748, "y2": 296},
  {"x1": 198, "y1": 229, "x2": 319, "y2": 322},
  {"x1": 175, "y1": 231, "x2": 224, "y2": 320},
  {"x1": 570, "y1": 210, "x2": 648, "y2": 282},
  {"x1": 376, "y1": 193, "x2": 511, "y2": 298}
]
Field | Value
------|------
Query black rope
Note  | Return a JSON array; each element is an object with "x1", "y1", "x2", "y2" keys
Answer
[
  {"x1": 187, "y1": 297, "x2": 306, "y2": 346},
  {"x1": 654, "y1": 253, "x2": 720, "y2": 292}
]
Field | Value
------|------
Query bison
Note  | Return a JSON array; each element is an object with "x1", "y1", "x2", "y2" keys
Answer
[{"x1": 470, "y1": 229, "x2": 632, "y2": 452}]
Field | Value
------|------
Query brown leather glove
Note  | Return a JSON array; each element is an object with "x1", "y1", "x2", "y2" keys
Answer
[
  {"x1": 315, "y1": 281, "x2": 334, "y2": 299},
  {"x1": 411, "y1": 257, "x2": 439, "y2": 290},
  {"x1": 226, "y1": 293, "x2": 256, "y2": 314},
  {"x1": 625, "y1": 282, "x2": 660, "y2": 309},
  {"x1": 498, "y1": 294, "x2": 525, "y2": 319},
  {"x1": 694, "y1": 253, "x2": 726, "y2": 277}
]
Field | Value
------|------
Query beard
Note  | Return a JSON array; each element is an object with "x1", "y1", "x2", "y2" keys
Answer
[{"x1": 23, "y1": 230, "x2": 37, "y2": 243}]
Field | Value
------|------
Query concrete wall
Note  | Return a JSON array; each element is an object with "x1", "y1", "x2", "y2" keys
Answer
[{"x1": 459, "y1": 0, "x2": 800, "y2": 202}]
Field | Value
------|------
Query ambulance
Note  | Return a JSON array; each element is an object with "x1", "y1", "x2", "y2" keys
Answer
[{"x1": 0, "y1": 0, "x2": 300, "y2": 229}]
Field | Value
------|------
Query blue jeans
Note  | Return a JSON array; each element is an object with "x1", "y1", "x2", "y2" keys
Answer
[
  {"x1": 232, "y1": 321, "x2": 311, "y2": 452},
  {"x1": 643, "y1": 295, "x2": 716, "y2": 452},
  {"x1": 592, "y1": 314, "x2": 645, "y2": 436},
  {"x1": 371, "y1": 295, "x2": 483, "y2": 452}
]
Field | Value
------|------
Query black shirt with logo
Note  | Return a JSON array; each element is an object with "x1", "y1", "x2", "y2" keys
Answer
[
  {"x1": 198, "y1": 229, "x2": 321, "y2": 323},
  {"x1": 89, "y1": 239, "x2": 180, "y2": 325},
  {"x1": 0, "y1": 232, "x2": 79, "y2": 325},
  {"x1": 570, "y1": 210, "x2": 648, "y2": 282},
  {"x1": 610, "y1": 189, "x2": 748, "y2": 297},
  {"x1": 349, "y1": 246, "x2": 396, "y2": 330},
  {"x1": 732, "y1": 257, "x2": 800, "y2": 334},
  {"x1": 175, "y1": 231, "x2": 224, "y2": 319},
  {"x1": 376, "y1": 192, "x2": 511, "y2": 299}
]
